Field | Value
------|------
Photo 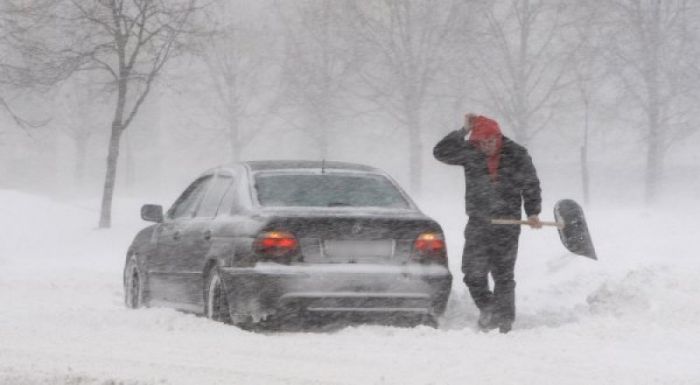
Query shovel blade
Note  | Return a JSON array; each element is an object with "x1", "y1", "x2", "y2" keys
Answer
[{"x1": 553, "y1": 199, "x2": 597, "y2": 260}]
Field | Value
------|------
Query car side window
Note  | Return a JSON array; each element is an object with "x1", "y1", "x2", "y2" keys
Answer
[
  {"x1": 217, "y1": 176, "x2": 239, "y2": 216},
  {"x1": 196, "y1": 174, "x2": 234, "y2": 218},
  {"x1": 169, "y1": 176, "x2": 212, "y2": 219}
]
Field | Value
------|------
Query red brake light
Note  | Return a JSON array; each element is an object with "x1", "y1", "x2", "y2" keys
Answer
[
  {"x1": 255, "y1": 231, "x2": 299, "y2": 260},
  {"x1": 260, "y1": 234, "x2": 297, "y2": 249},
  {"x1": 414, "y1": 232, "x2": 446, "y2": 252},
  {"x1": 412, "y1": 232, "x2": 447, "y2": 264}
]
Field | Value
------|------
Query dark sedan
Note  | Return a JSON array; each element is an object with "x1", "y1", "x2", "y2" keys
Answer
[{"x1": 124, "y1": 161, "x2": 452, "y2": 328}]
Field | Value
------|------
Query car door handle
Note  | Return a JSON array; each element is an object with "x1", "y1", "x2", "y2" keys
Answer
[
  {"x1": 203, "y1": 230, "x2": 212, "y2": 241},
  {"x1": 173, "y1": 231, "x2": 181, "y2": 240}
]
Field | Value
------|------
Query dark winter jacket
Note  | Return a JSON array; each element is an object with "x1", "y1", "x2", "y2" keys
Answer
[{"x1": 433, "y1": 129, "x2": 541, "y2": 221}]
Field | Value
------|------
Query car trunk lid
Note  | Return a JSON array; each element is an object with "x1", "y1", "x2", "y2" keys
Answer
[{"x1": 260, "y1": 212, "x2": 440, "y2": 264}]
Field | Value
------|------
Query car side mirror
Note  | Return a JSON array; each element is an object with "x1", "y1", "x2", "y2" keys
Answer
[{"x1": 141, "y1": 204, "x2": 164, "y2": 223}]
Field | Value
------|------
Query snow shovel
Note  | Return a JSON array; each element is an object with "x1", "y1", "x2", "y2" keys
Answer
[{"x1": 491, "y1": 199, "x2": 597, "y2": 260}]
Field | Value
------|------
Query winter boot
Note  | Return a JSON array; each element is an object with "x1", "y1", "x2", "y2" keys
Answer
[
  {"x1": 498, "y1": 321, "x2": 512, "y2": 334},
  {"x1": 477, "y1": 305, "x2": 498, "y2": 331}
]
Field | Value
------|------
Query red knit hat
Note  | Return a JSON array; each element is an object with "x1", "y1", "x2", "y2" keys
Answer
[
  {"x1": 468, "y1": 115, "x2": 503, "y2": 181},
  {"x1": 469, "y1": 115, "x2": 502, "y2": 144}
]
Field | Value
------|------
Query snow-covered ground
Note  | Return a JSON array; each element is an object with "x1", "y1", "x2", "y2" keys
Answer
[{"x1": 1, "y1": 189, "x2": 699, "y2": 385}]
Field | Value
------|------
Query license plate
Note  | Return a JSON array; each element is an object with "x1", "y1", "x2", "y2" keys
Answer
[{"x1": 323, "y1": 240, "x2": 394, "y2": 259}]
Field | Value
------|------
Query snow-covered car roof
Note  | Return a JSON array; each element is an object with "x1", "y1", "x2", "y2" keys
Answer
[{"x1": 241, "y1": 160, "x2": 380, "y2": 173}]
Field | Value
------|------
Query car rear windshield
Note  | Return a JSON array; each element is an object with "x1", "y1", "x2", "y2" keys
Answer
[{"x1": 255, "y1": 173, "x2": 410, "y2": 208}]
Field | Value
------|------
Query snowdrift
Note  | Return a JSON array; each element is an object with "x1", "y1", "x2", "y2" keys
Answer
[{"x1": 1, "y1": 190, "x2": 699, "y2": 385}]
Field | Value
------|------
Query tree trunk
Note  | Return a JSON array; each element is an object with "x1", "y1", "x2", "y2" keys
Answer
[
  {"x1": 74, "y1": 135, "x2": 89, "y2": 186},
  {"x1": 408, "y1": 124, "x2": 422, "y2": 194},
  {"x1": 318, "y1": 115, "x2": 329, "y2": 160},
  {"x1": 513, "y1": 115, "x2": 529, "y2": 147},
  {"x1": 228, "y1": 117, "x2": 240, "y2": 163},
  {"x1": 644, "y1": 2, "x2": 664, "y2": 204},
  {"x1": 125, "y1": 129, "x2": 135, "y2": 191},
  {"x1": 513, "y1": 0, "x2": 530, "y2": 147},
  {"x1": 644, "y1": 135, "x2": 662, "y2": 204},
  {"x1": 312, "y1": 109, "x2": 329, "y2": 160},
  {"x1": 99, "y1": 76, "x2": 127, "y2": 229},
  {"x1": 581, "y1": 100, "x2": 590, "y2": 205},
  {"x1": 407, "y1": 104, "x2": 422, "y2": 194},
  {"x1": 644, "y1": 99, "x2": 663, "y2": 204},
  {"x1": 98, "y1": 124, "x2": 123, "y2": 228}
]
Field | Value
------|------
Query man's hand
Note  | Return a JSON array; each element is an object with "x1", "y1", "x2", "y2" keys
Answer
[
  {"x1": 527, "y1": 215, "x2": 542, "y2": 229},
  {"x1": 463, "y1": 113, "x2": 475, "y2": 134}
]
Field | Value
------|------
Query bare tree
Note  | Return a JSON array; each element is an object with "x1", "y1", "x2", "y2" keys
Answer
[
  {"x1": 276, "y1": 0, "x2": 359, "y2": 159},
  {"x1": 602, "y1": 0, "x2": 700, "y2": 203},
  {"x1": 567, "y1": 0, "x2": 608, "y2": 205},
  {"x1": 0, "y1": 0, "x2": 59, "y2": 131},
  {"x1": 55, "y1": 75, "x2": 111, "y2": 185},
  {"x1": 436, "y1": 4, "x2": 489, "y2": 128},
  {"x1": 195, "y1": 2, "x2": 279, "y2": 162},
  {"x1": 26, "y1": 0, "x2": 201, "y2": 227},
  {"x1": 472, "y1": 0, "x2": 572, "y2": 146},
  {"x1": 346, "y1": 0, "x2": 472, "y2": 193}
]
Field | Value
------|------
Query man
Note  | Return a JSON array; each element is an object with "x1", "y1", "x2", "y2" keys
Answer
[{"x1": 433, "y1": 114, "x2": 542, "y2": 333}]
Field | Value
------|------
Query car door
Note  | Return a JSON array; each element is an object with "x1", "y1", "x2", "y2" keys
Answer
[
  {"x1": 174, "y1": 172, "x2": 235, "y2": 309},
  {"x1": 147, "y1": 175, "x2": 212, "y2": 308}
]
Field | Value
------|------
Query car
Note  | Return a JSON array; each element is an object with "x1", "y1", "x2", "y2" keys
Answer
[{"x1": 123, "y1": 160, "x2": 452, "y2": 328}]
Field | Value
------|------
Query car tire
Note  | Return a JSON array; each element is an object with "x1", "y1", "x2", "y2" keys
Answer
[
  {"x1": 124, "y1": 256, "x2": 144, "y2": 309},
  {"x1": 205, "y1": 268, "x2": 232, "y2": 324},
  {"x1": 421, "y1": 315, "x2": 439, "y2": 329}
]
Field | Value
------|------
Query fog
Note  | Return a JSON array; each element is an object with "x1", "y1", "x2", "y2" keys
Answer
[
  {"x1": 1, "y1": 1, "x2": 699, "y2": 384},
  {"x1": 1, "y1": 0, "x2": 698, "y2": 212}
]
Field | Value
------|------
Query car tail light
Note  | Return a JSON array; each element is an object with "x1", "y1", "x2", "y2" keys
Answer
[
  {"x1": 412, "y1": 232, "x2": 447, "y2": 264},
  {"x1": 254, "y1": 231, "x2": 300, "y2": 262}
]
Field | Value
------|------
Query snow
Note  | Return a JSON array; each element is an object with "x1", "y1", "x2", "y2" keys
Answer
[{"x1": 1, "y1": 189, "x2": 699, "y2": 385}]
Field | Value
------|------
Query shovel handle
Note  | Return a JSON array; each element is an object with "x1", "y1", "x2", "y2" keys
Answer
[{"x1": 491, "y1": 219, "x2": 565, "y2": 229}]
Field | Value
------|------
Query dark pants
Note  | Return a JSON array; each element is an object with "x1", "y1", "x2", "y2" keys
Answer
[{"x1": 462, "y1": 217, "x2": 520, "y2": 324}]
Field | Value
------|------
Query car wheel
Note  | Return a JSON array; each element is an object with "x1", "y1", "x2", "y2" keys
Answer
[
  {"x1": 421, "y1": 315, "x2": 439, "y2": 329},
  {"x1": 124, "y1": 257, "x2": 143, "y2": 309},
  {"x1": 205, "y1": 268, "x2": 232, "y2": 324}
]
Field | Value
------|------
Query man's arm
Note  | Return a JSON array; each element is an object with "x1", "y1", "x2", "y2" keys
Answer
[
  {"x1": 433, "y1": 128, "x2": 474, "y2": 166},
  {"x1": 520, "y1": 150, "x2": 542, "y2": 220}
]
